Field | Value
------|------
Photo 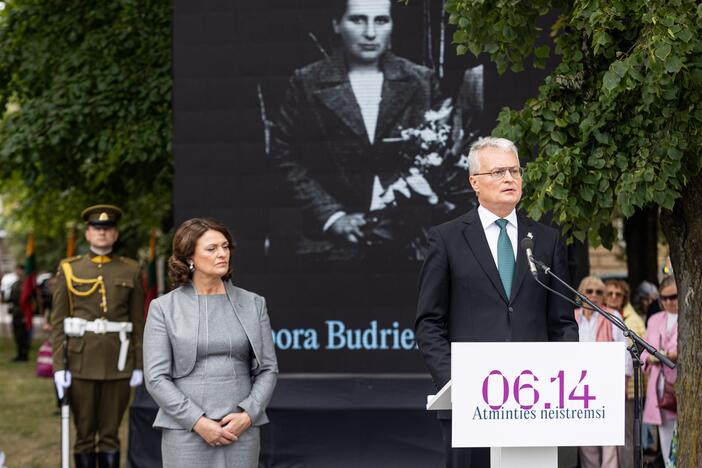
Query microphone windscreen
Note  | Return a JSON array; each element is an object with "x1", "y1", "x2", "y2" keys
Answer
[{"x1": 520, "y1": 237, "x2": 534, "y2": 251}]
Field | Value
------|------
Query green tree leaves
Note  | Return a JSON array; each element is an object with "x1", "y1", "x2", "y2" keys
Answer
[
  {"x1": 445, "y1": 0, "x2": 557, "y2": 72},
  {"x1": 0, "y1": 0, "x2": 172, "y2": 255},
  {"x1": 448, "y1": 0, "x2": 702, "y2": 249}
]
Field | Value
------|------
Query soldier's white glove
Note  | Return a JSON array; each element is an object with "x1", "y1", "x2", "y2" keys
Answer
[
  {"x1": 54, "y1": 370, "x2": 72, "y2": 400},
  {"x1": 129, "y1": 369, "x2": 144, "y2": 387}
]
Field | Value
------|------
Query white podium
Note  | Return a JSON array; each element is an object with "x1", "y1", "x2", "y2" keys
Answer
[{"x1": 427, "y1": 342, "x2": 626, "y2": 468}]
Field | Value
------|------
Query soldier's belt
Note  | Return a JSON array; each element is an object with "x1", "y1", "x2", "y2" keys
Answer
[{"x1": 64, "y1": 318, "x2": 133, "y2": 372}]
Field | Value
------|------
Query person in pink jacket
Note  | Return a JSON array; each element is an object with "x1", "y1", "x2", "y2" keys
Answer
[{"x1": 641, "y1": 274, "x2": 678, "y2": 466}]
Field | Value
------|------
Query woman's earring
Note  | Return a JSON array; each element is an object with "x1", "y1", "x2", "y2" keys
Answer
[{"x1": 188, "y1": 262, "x2": 195, "y2": 272}]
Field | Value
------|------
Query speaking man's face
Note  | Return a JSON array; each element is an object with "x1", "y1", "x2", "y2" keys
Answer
[
  {"x1": 469, "y1": 147, "x2": 523, "y2": 217},
  {"x1": 333, "y1": 0, "x2": 393, "y2": 65}
]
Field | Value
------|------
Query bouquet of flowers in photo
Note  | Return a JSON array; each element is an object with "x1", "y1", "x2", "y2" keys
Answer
[
  {"x1": 362, "y1": 99, "x2": 475, "y2": 258},
  {"x1": 374, "y1": 99, "x2": 473, "y2": 211}
]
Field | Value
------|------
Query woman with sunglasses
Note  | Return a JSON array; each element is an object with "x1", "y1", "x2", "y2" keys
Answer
[
  {"x1": 604, "y1": 279, "x2": 646, "y2": 468},
  {"x1": 573, "y1": 276, "x2": 630, "y2": 468},
  {"x1": 641, "y1": 274, "x2": 678, "y2": 467}
]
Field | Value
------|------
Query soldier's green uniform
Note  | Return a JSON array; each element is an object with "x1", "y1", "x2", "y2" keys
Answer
[{"x1": 51, "y1": 205, "x2": 144, "y2": 468}]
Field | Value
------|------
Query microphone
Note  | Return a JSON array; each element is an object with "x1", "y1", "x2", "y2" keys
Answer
[{"x1": 520, "y1": 233, "x2": 538, "y2": 278}]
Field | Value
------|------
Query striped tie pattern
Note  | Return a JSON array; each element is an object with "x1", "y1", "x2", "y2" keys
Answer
[{"x1": 495, "y1": 218, "x2": 515, "y2": 297}]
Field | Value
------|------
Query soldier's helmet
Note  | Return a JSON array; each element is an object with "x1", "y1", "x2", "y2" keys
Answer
[{"x1": 81, "y1": 205, "x2": 123, "y2": 227}]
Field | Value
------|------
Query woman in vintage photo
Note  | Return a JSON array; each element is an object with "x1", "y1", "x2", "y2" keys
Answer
[
  {"x1": 271, "y1": 0, "x2": 442, "y2": 261},
  {"x1": 143, "y1": 218, "x2": 277, "y2": 467}
]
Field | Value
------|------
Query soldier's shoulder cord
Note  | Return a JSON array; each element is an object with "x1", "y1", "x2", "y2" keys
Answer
[
  {"x1": 61, "y1": 258, "x2": 108, "y2": 315},
  {"x1": 59, "y1": 255, "x2": 83, "y2": 267}
]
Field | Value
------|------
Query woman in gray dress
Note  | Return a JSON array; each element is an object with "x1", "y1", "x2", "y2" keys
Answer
[{"x1": 144, "y1": 218, "x2": 278, "y2": 467}]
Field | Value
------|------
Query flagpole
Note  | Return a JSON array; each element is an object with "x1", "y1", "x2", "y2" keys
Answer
[
  {"x1": 66, "y1": 224, "x2": 76, "y2": 258},
  {"x1": 144, "y1": 229, "x2": 159, "y2": 317}
]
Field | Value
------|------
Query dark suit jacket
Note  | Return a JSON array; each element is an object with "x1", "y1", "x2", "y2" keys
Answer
[
  {"x1": 415, "y1": 208, "x2": 579, "y2": 393},
  {"x1": 271, "y1": 51, "x2": 441, "y2": 257}
]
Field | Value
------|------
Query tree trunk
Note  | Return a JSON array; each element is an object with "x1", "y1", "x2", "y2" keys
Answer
[
  {"x1": 660, "y1": 170, "x2": 702, "y2": 467},
  {"x1": 624, "y1": 206, "x2": 659, "y2": 291},
  {"x1": 567, "y1": 239, "x2": 590, "y2": 289}
]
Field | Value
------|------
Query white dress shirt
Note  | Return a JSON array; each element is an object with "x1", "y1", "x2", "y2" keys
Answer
[
  {"x1": 477, "y1": 205, "x2": 518, "y2": 268},
  {"x1": 348, "y1": 70, "x2": 384, "y2": 144}
]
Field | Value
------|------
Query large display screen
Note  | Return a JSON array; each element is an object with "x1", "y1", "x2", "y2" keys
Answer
[{"x1": 174, "y1": 0, "x2": 551, "y2": 374}]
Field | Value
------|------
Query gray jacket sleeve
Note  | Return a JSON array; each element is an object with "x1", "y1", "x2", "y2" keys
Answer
[
  {"x1": 237, "y1": 296, "x2": 278, "y2": 425},
  {"x1": 143, "y1": 299, "x2": 204, "y2": 430}
]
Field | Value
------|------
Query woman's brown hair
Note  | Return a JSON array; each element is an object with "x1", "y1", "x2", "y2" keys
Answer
[
  {"x1": 168, "y1": 218, "x2": 236, "y2": 287},
  {"x1": 604, "y1": 279, "x2": 631, "y2": 307}
]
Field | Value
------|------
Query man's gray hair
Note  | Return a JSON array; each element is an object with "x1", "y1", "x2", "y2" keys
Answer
[{"x1": 467, "y1": 137, "x2": 520, "y2": 175}]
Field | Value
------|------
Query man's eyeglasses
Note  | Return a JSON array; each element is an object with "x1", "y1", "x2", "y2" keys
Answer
[
  {"x1": 584, "y1": 288, "x2": 604, "y2": 296},
  {"x1": 472, "y1": 167, "x2": 524, "y2": 180},
  {"x1": 660, "y1": 294, "x2": 678, "y2": 302}
]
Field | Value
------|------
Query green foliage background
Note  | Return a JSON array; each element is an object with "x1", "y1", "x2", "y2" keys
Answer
[
  {"x1": 446, "y1": 0, "x2": 702, "y2": 247},
  {"x1": 445, "y1": 1, "x2": 702, "y2": 464},
  {"x1": 0, "y1": 0, "x2": 172, "y2": 267}
]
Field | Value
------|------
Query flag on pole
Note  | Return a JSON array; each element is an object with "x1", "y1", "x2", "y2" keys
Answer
[
  {"x1": 66, "y1": 226, "x2": 76, "y2": 257},
  {"x1": 144, "y1": 230, "x2": 158, "y2": 317},
  {"x1": 19, "y1": 234, "x2": 37, "y2": 331}
]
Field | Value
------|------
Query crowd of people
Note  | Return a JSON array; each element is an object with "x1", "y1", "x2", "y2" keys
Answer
[
  {"x1": 572, "y1": 274, "x2": 679, "y2": 468},
  {"x1": 0, "y1": 142, "x2": 682, "y2": 468},
  {"x1": 1, "y1": 0, "x2": 686, "y2": 464},
  {"x1": 1, "y1": 206, "x2": 682, "y2": 468},
  {"x1": 0, "y1": 0, "x2": 690, "y2": 466}
]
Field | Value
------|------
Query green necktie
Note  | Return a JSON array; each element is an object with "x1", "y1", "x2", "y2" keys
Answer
[{"x1": 495, "y1": 218, "x2": 515, "y2": 297}]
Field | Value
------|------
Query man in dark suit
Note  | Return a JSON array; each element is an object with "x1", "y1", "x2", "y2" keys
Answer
[
  {"x1": 415, "y1": 137, "x2": 579, "y2": 467},
  {"x1": 271, "y1": 0, "x2": 441, "y2": 261}
]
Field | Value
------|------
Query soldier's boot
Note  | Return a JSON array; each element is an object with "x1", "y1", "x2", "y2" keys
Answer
[
  {"x1": 97, "y1": 451, "x2": 119, "y2": 468},
  {"x1": 74, "y1": 452, "x2": 96, "y2": 468}
]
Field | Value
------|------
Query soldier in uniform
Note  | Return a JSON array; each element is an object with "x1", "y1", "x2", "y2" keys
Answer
[{"x1": 51, "y1": 205, "x2": 145, "y2": 468}]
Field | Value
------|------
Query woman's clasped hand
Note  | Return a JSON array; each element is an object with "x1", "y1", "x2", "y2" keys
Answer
[
  {"x1": 193, "y1": 416, "x2": 238, "y2": 447},
  {"x1": 193, "y1": 412, "x2": 253, "y2": 447}
]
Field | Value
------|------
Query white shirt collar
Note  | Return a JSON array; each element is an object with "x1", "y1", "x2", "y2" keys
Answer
[
  {"x1": 477, "y1": 205, "x2": 517, "y2": 229},
  {"x1": 90, "y1": 247, "x2": 113, "y2": 256}
]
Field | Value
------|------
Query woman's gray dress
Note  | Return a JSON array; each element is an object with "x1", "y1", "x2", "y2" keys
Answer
[{"x1": 160, "y1": 294, "x2": 260, "y2": 468}]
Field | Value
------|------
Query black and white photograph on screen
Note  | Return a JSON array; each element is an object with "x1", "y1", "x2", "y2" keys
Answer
[
  {"x1": 168, "y1": 0, "x2": 573, "y2": 464},
  {"x1": 262, "y1": 0, "x2": 484, "y2": 265},
  {"x1": 174, "y1": 0, "x2": 553, "y2": 374}
]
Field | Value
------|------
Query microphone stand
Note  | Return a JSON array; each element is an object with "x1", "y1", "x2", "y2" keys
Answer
[{"x1": 529, "y1": 256, "x2": 674, "y2": 468}]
